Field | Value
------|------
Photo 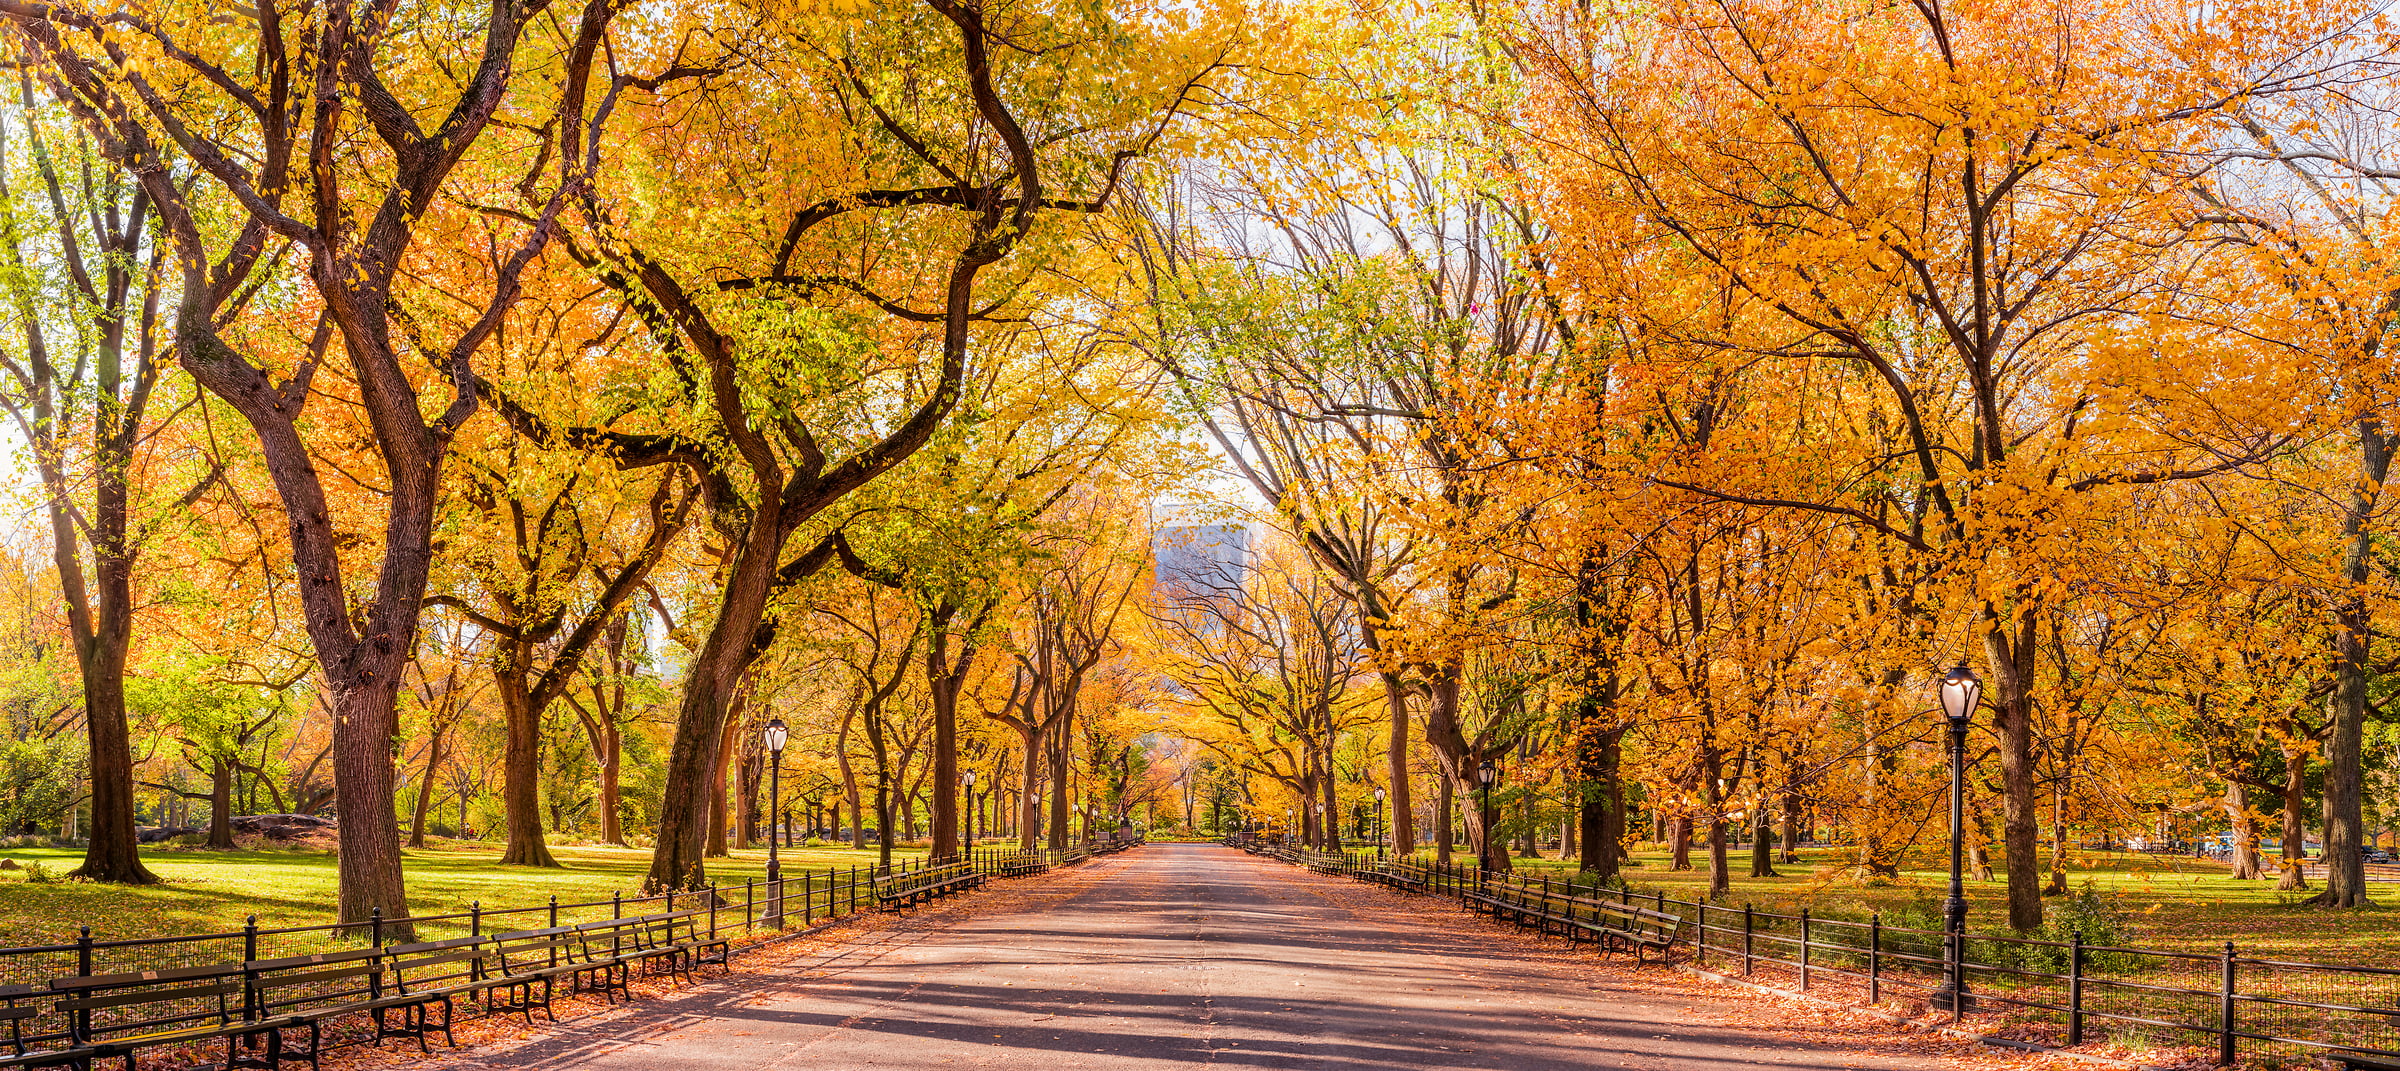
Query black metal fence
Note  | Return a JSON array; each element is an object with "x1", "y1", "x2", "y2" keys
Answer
[
  {"x1": 0, "y1": 841, "x2": 1133, "y2": 1060},
  {"x1": 1231, "y1": 837, "x2": 2400, "y2": 1067}
]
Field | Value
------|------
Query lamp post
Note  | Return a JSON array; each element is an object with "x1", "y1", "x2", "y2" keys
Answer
[
  {"x1": 963, "y1": 770, "x2": 977, "y2": 850},
  {"x1": 763, "y1": 717, "x2": 788, "y2": 928},
  {"x1": 1373, "y1": 786, "x2": 1387, "y2": 858},
  {"x1": 1315, "y1": 800, "x2": 1327, "y2": 850},
  {"x1": 1476, "y1": 759, "x2": 1496, "y2": 870},
  {"x1": 1936, "y1": 664, "x2": 1981, "y2": 1014}
]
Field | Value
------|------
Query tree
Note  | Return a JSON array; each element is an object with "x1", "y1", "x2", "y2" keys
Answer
[
  {"x1": 1520, "y1": 0, "x2": 2351, "y2": 928},
  {"x1": 2, "y1": 0, "x2": 622, "y2": 930}
]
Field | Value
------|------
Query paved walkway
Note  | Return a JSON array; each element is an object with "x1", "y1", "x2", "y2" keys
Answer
[{"x1": 430, "y1": 844, "x2": 1985, "y2": 1070}]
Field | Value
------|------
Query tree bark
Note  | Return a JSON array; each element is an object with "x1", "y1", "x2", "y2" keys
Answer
[
  {"x1": 2313, "y1": 419, "x2": 2387, "y2": 907},
  {"x1": 496, "y1": 650, "x2": 559, "y2": 867},
  {"x1": 2224, "y1": 784, "x2": 2262, "y2": 880},
  {"x1": 2279, "y1": 742, "x2": 2312, "y2": 891}
]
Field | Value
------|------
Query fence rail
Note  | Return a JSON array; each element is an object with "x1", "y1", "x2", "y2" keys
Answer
[
  {"x1": 0, "y1": 839, "x2": 1135, "y2": 1063},
  {"x1": 1226, "y1": 835, "x2": 2400, "y2": 1067}
]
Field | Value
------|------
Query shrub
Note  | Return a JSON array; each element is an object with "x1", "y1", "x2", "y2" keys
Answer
[{"x1": 21, "y1": 861, "x2": 53, "y2": 884}]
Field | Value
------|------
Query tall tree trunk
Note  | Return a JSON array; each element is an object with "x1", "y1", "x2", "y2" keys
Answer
[
  {"x1": 496, "y1": 653, "x2": 559, "y2": 867},
  {"x1": 1378, "y1": 671, "x2": 1416, "y2": 856},
  {"x1": 2224, "y1": 784, "x2": 2263, "y2": 880},
  {"x1": 2279, "y1": 742, "x2": 2312, "y2": 891},
  {"x1": 1018, "y1": 722, "x2": 1043, "y2": 850},
  {"x1": 1985, "y1": 614, "x2": 2046, "y2": 931},
  {"x1": 2315, "y1": 422, "x2": 2387, "y2": 908},
  {"x1": 1780, "y1": 789, "x2": 1804, "y2": 863},
  {"x1": 409, "y1": 726, "x2": 448, "y2": 851},
  {"x1": 1749, "y1": 806, "x2": 1777, "y2": 877},
  {"x1": 207, "y1": 757, "x2": 236, "y2": 850},
  {"x1": 1047, "y1": 712, "x2": 1072, "y2": 850},
  {"x1": 1670, "y1": 815, "x2": 1692, "y2": 871},
  {"x1": 1434, "y1": 775, "x2": 1453, "y2": 863},
  {"x1": 1706, "y1": 818, "x2": 1730, "y2": 898}
]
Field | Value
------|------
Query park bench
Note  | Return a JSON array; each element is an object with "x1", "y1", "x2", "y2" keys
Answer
[
  {"x1": 46, "y1": 960, "x2": 283, "y2": 1071},
  {"x1": 990, "y1": 852, "x2": 1046, "y2": 877},
  {"x1": 875, "y1": 863, "x2": 981, "y2": 911},
  {"x1": 2333, "y1": 1052, "x2": 2400, "y2": 1071},
  {"x1": 627, "y1": 912, "x2": 727, "y2": 985},
  {"x1": 246, "y1": 943, "x2": 456, "y2": 1069},
  {"x1": 1568, "y1": 901, "x2": 1685, "y2": 962},
  {"x1": 378, "y1": 934, "x2": 496, "y2": 1047},
  {"x1": 0, "y1": 985, "x2": 42, "y2": 1063},
  {"x1": 487, "y1": 926, "x2": 591, "y2": 1023}
]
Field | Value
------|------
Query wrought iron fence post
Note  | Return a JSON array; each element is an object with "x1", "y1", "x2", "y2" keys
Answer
[
  {"x1": 242, "y1": 916, "x2": 262, "y2": 1026},
  {"x1": 1695, "y1": 901, "x2": 1706, "y2": 968},
  {"x1": 1742, "y1": 903, "x2": 1755, "y2": 976},
  {"x1": 470, "y1": 901, "x2": 481, "y2": 938},
  {"x1": 2218, "y1": 940, "x2": 2236, "y2": 1066},
  {"x1": 371, "y1": 907, "x2": 384, "y2": 951},
  {"x1": 75, "y1": 926, "x2": 92, "y2": 1041},
  {"x1": 2067, "y1": 929, "x2": 2083, "y2": 1047},
  {"x1": 613, "y1": 890, "x2": 623, "y2": 920},
  {"x1": 1868, "y1": 911, "x2": 1881, "y2": 1004},
  {"x1": 549, "y1": 894, "x2": 559, "y2": 929},
  {"x1": 1799, "y1": 909, "x2": 1811, "y2": 992}
]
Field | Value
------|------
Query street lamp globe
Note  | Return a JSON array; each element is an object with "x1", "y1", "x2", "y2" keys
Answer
[
  {"x1": 763, "y1": 717, "x2": 788, "y2": 755},
  {"x1": 1938, "y1": 665, "x2": 1980, "y2": 727},
  {"x1": 1476, "y1": 760, "x2": 1495, "y2": 787},
  {"x1": 963, "y1": 770, "x2": 976, "y2": 788},
  {"x1": 1373, "y1": 787, "x2": 1385, "y2": 803}
]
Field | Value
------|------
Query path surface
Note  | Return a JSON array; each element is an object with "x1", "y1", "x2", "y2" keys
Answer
[{"x1": 427, "y1": 845, "x2": 2008, "y2": 1070}]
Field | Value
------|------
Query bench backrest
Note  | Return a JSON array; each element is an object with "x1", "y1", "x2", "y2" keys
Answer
[
  {"x1": 52, "y1": 962, "x2": 246, "y2": 1043},
  {"x1": 492, "y1": 927, "x2": 581, "y2": 974},
  {"x1": 246, "y1": 947, "x2": 387, "y2": 1019},
  {"x1": 387, "y1": 935, "x2": 493, "y2": 994}
]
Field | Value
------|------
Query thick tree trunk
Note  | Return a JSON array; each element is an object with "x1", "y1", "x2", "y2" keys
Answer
[
  {"x1": 2313, "y1": 422, "x2": 2387, "y2": 908},
  {"x1": 330, "y1": 676, "x2": 413, "y2": 940},
  {"x1": 1986, "y1": 616, "x2": 2046, "y2": 931},
  {"x1": 2224, "y1": 785, "x2": 2262, "y2": 880},
  {"x1": 1780, "y1": 789, "x2": 1805, "y2": 863},
  {"x1": 1706, "y1": 818, "x2": 1729, "y2": 898},
  {"x1": 74, "y1": 655, "x2": 153, "y2": 883},
  {"x1": 1749, "y1": 807, "x2": 1777, "y2": 878},
  {"x1": 207, "y1": 757, "x2": 236, "y2": 849},
  {"x1": 1047, "y1": 713, "x2": 1072, "y2": 850},
  {"x1": 2279, "y1": 743, "x2": 2312, "y2": 891},
  {"x1": 1434, "y1": 775, "x2": 1453, "y2": 862},
  {"x1": 1670, "y1": 815, "x2": 1692, "y2": 870},
  {"x1": 925, "y1": 612, "x2": 971, "y2": 860},
  {"x1": 1018, "y1": 722, "x2": 1043, "y2": 850},
  {"x1": 496, "y1": 662, "x2": 559, "y2": 867},
  {"x1": 1378, "y1": 672, "x2": 1416, "y2": 856},
  {"x1": 409, "y1": 726, "x2": 447, "y2": 850}
]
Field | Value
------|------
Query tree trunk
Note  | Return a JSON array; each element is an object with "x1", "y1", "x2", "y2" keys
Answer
[
  {"x1": 207, "y1": 757, "x2": 236, "y2": 850},
  {"x1": 1434, "y1": 775, "x2": 1454, "y2": 863},
  {"x1": 1047, "y1": 712, "x2": 1072, "y2": 850},
  {"x1": 496, "y1": 657, "x2": 560, "y2": 867},
  {"x1": 73, "y1": 653, "x2": 153, "y2": 882},
  {"x1": 1985, "y1": 615, "x2": 2046, "y2": 931},
  {"x1": 2279, "y1": 742, "x2": 2311, "y2": 891},
  {"x1": 1749, "y1": 806, "x2": 1777, "y2": 877},
  {"x1": 1780, "y1": 789, "x2": 1804, "y2": 863},
  {"x1": 409, "y1": 726, "x2": 448, "y2": 851},
  {"x1": 925, "y1": 609, "x2": 971, "y2": 860},
  {"x1": 1670, "y1": 815, "x2": 1692, "y2": 870},
  {"x1": 2311, "y1": 421, "x2": 2388, "y2": 908},
  {"x1": 1018, "y1": 722, "x2": 1043, "y2": 850},
  {"x1": 2224, "y1": 784, "x2": 2262, "y2": 880},
  {"x1": 1706, "y1": 818, "x2": 1729, "y2": 898},
  {"x1": 1378, "y1": 671, "x2": 1416, "y2": 856}
]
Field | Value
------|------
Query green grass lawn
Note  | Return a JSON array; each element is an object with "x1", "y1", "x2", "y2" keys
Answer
[
  {"x1": 0, "y1": 840, "x2": 925, "y2": 948},
  {"x1": 1390, "y1": 844, "x2": 2399, "y2": 963}
]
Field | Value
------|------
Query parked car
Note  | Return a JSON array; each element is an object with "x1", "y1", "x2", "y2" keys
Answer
[{"x1": 2363, "y1": 847, "x2": 2396, "y2": 864}]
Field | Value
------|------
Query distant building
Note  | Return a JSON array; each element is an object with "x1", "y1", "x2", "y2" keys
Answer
[{"x1": 1152, "y1": 524, "x2": 1251, "y2": 600}]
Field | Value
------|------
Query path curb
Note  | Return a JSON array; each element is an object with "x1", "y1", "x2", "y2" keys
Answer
[{"x1": 1676, "y1": 965, "x2": 2178, "y2": 1071}]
